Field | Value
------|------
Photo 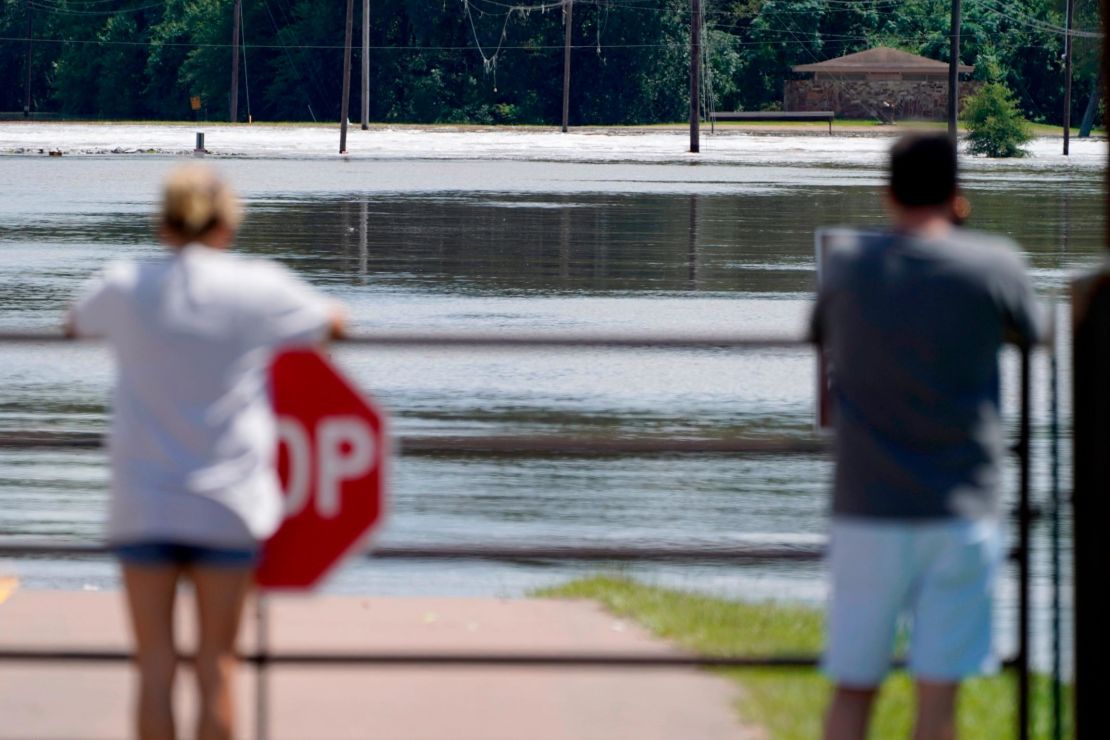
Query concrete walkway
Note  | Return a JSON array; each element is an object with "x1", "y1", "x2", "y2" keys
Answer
[{"x1": 0, "y1": 588, "x2": 760, "y2": 739}]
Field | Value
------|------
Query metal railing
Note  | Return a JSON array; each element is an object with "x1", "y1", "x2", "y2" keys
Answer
[
  {"x1": 0, "y1": 430, "x2": 828, "y2": 457},
  {"x1": 0, "y1": 329, "x2": 807, "y2": 350},
  {"x1": 0, "y1": 330, "x2": 1048, "y2": 740}
]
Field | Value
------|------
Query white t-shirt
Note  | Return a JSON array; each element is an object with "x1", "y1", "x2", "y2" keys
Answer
[{"x1": 71, "y1": 244, "x2": 333, "y2": 548}]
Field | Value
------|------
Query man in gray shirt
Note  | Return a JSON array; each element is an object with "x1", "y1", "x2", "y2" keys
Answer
[{"x1": 811, "y1": 134, "x2": 1040, "y2": 740}]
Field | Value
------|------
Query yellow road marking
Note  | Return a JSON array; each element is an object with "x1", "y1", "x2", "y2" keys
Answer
[{"x1": 0, "y1": 576, "x2": 19, "y2": 605}]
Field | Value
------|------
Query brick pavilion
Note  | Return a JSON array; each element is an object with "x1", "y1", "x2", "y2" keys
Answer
[{"x1": 784, "y1": 47, "x2": 979, "y2": 121}]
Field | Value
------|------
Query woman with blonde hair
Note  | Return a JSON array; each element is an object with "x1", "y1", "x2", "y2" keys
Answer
[{"x1": 67, "y1": 164, "x2": 344, "y2": 739}]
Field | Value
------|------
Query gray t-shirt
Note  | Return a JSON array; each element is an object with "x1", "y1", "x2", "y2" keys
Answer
[{"x1": 810, "y1": 228, "x2": 1041, "y2": 520}]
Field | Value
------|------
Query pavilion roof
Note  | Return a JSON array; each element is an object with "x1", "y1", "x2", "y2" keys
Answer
[{"x1": 793, "y1": 47, "x2": 973, "y2": 75}]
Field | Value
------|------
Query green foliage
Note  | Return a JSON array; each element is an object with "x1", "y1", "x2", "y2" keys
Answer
[
  {"x1": 540, "y1": 576, "x2": 1072, "y2": 740},
  {"x1": 0, "y1": 0, "x2": 1099, "y2": 125},
  {"x1": 963, "y1": 82, "x2": 1034, "y2": 158},
  {"x1": 974, "y1": 42, "x2": 1005, "y2": 84}
]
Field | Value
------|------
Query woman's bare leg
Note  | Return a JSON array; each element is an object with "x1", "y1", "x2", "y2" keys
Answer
[
  {"x1": 122, "y1": 564, "x2": 182, "y2": 740},
  {"x1": 189, "y1": 566, "x2": 252, "y2": 740}
]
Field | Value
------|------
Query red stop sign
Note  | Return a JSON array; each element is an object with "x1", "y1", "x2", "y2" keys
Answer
[{"x1": 255, "y1": 348, "x2": 389, "y2": 589}]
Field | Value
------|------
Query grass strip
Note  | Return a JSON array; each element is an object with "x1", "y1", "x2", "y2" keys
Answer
[{"x1": 538, "y1": 575, "x2": 1070, "y2": 740}]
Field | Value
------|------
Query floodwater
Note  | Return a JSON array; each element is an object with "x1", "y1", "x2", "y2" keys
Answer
[{"x1": 0, "y1": 130, "x2": 1105, "y2": 668}]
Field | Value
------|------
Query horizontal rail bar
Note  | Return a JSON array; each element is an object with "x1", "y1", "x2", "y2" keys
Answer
[
  {"x1": 0, "y1": 540, "x2": 1033, "y2": 564},
  {"x1": 0, "y1": 330, "x2": 810, "y2": 350},
  {"x1": 363, "y1": 544, "x2": 825, "y2": 563},
  {"x1": 0, "y1": 541, "x2": 825, "y2": 562},
  {"x1": 0, "y1": 431, "x2": 103, "y2": 449},
  {"x1": 0, "y1": 648, "x2": 820, "y2": 668},
  {"x1": 0, "y1": 648, "x2": 1022, "y2": 670},
  {"x1": 340, "y1": 333, "x2": 809, "y2": 350},
  {"x1": 414, "y1": 436, "x2": 827, "y2": 456},
  {"x1": 0, "y1": 431, "x2": 829, "y2": 457},
  {"x1": 0, "y1": 432, "x2": 1039, "y2": 458},
  {"x1": 370, "y1": 543, "x2": 1034, "y2": 564}
]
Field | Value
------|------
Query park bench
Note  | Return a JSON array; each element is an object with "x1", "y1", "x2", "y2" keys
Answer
[{"x1": 709, "y1": 110, "x2": 835, "y2": 134}]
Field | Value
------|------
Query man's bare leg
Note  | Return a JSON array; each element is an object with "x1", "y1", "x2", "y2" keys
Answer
[
  {"x1": 824, "y1": 685, "x2": 878, "y2": 740},
  {"x1": 913, "y1": 680, "x2": 958, "y2": 740}
]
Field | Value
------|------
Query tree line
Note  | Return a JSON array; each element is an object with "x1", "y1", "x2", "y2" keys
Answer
[{"x1": 0, "y1": 0, "x2": 1100, "y2": 126}]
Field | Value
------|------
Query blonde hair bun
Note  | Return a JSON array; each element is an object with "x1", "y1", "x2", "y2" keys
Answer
[{"x1": 161, "y1": 164, "x2": 242, "y2": 242}]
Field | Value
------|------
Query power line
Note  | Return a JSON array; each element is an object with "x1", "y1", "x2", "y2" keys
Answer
[
  {"x1": 26, "y1": 0, "x2": 165, "y2": 16},
  {"x1": 4, "y1": 0, "x2": 1094, "y2": 70},
  {"x1": 0, "y1": 31, "x2": 1059, "y2": 53},
  {"x1": 975, "y1": 0, "x2": 1102, "y2": 39},
  {"x1": 259, "y1": 0, "x2": 321, "y2": 121},
  {"x1": 27, "y1": 0, "x2": 145, "y2": 8}
]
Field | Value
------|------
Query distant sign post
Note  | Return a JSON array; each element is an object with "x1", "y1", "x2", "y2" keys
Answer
[{"x1": 255, "y1": 349, "x2": 388, "y2": 590}]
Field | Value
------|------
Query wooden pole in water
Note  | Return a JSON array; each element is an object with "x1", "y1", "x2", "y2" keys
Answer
[
  {"x1": 687, "y1": 195, "x2": 699, "y2": 289},
  {"x1": 561, "y1": 0, "x2": 573, "y2": 133},
  {"x1": 339, "y1": 0, "x2": 354, "y2": 154},
  {"x1": 359, "y1": 199, "x2": 368, "y2": 280},
  {"x1": 947, "y1": 0, "x2": 961, "y2": 139},
  {"x1": 1063, "y1": 0, "x2": 1075, "y2": 155},
  {"x1": 361, "y1": 0, "x2": 370, "y2": 130},
  {"x1": 689, "y1": 0, "x2": 701, "y2": 153},
  {"x1": 230, "y1": 0, "x2": 241, "y2": 122}
]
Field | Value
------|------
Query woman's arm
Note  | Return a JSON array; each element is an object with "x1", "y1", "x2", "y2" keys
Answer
[{"x1": 327, "y1": 304, "x2": 348, "y2": 342}]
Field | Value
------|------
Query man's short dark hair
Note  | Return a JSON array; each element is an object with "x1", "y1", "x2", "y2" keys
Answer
[{"x1": 889, "y1": 133, "x2": 958, "y2": 207}]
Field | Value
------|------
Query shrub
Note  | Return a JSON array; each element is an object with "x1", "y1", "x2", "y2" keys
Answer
[{"x1": 961, "y1": 83, "x2": 1033, "y2": 158}]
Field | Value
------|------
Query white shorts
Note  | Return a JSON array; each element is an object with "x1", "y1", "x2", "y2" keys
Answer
[{"x1": 822, "y1": 517, "x2": 1004, "y2": 688}]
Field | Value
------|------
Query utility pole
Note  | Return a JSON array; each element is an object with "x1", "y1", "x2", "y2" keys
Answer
[
  {"x1": 689, "y1": 0, "x2": 701, "y2": 153},
  {"x1": 947, "y1": 0, "x2": 961, "y2": 139},
  {"x1": 361, "y1": 0, "x2": 370, "y2": 130},
  {"x1": 1079, "y1": 68, "x2": 1102, "y2": 138},
  {"x1": 23, "y1": 0, "x2": 33, "y2": 118},
  {"x1": 230, "y1": 0, "x2": 242, "y2": 122},
  {"x1": 1063, "y1": 0, "x2": 1075, "y2": 155},
  {"x1": 339, "y1": 0, "x2": 355, "y2": 154},
  {"x1": 561, "y1": 0, "x2": 573, "y2": 133}
]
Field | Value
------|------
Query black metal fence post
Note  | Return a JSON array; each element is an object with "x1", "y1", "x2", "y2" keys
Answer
[
  {"x1": 1072, "y1": 271, "x2": 1110, "y2": 739},
  {"x1": 255, "y1": 594, "x2": 270, "y2": 740},
  {"x1": 1049, "y1": 313, "x2": 1063, "y2": 740},
  {"x1": 1017, "y1": 345, "x2": 1032, "y2": 740}
]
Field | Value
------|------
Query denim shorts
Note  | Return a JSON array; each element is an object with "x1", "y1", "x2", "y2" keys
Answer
[
  {"x1": 113, "y1": 541, "x2": 258, "y2": 568},
  {"x1": 823, "y1": 517, "x2": 1004, "y2": 687}
]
